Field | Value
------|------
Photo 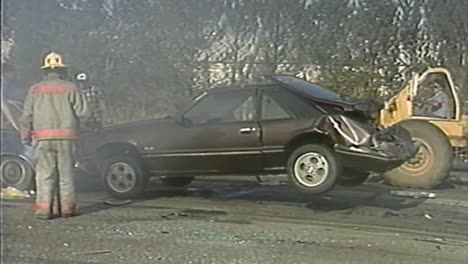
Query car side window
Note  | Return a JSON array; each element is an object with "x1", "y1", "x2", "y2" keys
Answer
[
  {"x1": 261, "y1": 94, "x2": 292, "y2": 120},
  {"x1": 263, "y1": 88, "x2": 323, "y2": 119},
  {"x1": 233, "y1": 95, "x2": 256, "y2": 121},
  {"x1": 184, "y1": 90, "x2": 256, "y2": 124}
]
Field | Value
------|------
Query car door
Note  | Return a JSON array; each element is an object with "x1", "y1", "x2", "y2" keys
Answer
[
  {"x1": 153, "y1": 89, "x2": 262, "y2": 174},
  {"x1": 259, "y1": 87, "x2": 325, "y2": 170}
]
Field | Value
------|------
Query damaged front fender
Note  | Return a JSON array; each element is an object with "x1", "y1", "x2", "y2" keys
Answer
[{"x1": 316, "y1": 115, "x2": 419, "y2": 172}]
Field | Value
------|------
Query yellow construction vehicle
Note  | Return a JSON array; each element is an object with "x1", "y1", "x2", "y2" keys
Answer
[{"x1": 380, "y1": 67, "x2": 468, "y2": 188}]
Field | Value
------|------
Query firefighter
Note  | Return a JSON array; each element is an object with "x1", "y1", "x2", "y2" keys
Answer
[
  {"x1": 76, "y1": 72, "x2": 106, "y2": 129},
  {"x1": 19, "y1": 52, "x2": 90, "y2": 220}
]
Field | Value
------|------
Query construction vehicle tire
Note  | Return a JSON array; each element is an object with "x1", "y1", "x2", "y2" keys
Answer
[{"x1": 384, "y1": 120, "x2": 452, "y2": 189}]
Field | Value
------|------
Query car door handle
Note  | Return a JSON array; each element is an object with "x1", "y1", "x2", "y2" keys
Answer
[{"x1": 239, "y1": 127, "x2": 257, "y2": 134}]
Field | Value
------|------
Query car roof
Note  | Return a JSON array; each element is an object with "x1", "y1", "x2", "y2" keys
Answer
[
  {"x1": 207, "y1": 83, "x2": 281, "y2": 93},
  {"x1": 201, "y1": 78, "x2": 358, "y2": 110}
]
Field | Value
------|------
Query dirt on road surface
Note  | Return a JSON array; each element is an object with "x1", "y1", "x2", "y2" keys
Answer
[{"x1": 2, "y1": 177, "x2": 468, "y2": 264}]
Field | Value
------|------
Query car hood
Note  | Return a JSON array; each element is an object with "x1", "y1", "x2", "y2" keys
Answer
[
  {"x1": 336, "y1": 96, "x2": 384, "y2": 113},
  {"x1": 99, "y1": 117, "x2": 175, "y2": 134},
  {"x1": 81, "y1": 117, "x2": 177, "y2": 143},
  {"x1": 101, "y1": 118, "x2": 169, "y2": 131},
  {"x1": 266, "y1": 75, "x2": 383, "y2": 114}
]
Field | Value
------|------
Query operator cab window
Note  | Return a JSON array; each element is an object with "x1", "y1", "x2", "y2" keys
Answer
[{"x1": 413, "y1": 73, "x2": 456, "y2": 120}]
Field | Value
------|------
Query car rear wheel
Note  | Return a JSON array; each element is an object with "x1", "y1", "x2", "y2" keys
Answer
[
  {"x1": 287, "y1": 144, "x2": 340, "y2": 194},
  {"x1": 102, "y1": 155, "x2": 148, "y2": 199},
  {"x1": 0, "y1": 155, "x2": 35, "y2": 191},
  {"x1": 160, "y1": 176, "x2": 194, "y2": 187},
  {"x1": 384, "y1": 120, "x2": 452, "y2": 189},
  {"x1": 338, "y1": 169, "x2": 369, "y2": 187}
]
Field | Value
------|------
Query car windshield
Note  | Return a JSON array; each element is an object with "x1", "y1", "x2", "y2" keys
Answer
[{"x1": 270, "y1": 75, "x2": 342, "y2": 101}]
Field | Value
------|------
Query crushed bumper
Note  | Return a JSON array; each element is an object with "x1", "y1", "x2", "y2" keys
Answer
[{"x1": 316, "y1": 115, "x2": 419, "y2": 172}]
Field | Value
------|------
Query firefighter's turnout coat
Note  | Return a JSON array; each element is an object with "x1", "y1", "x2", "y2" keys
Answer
[{"x1": 19, "y1": 73, "x2": 90, "y2": 216}]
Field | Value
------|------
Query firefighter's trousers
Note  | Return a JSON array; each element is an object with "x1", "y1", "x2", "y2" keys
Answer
[{"x1": 34, "y1": 140, "x2": 77, "y2": 215}]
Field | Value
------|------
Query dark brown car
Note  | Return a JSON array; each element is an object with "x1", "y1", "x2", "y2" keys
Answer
[{"x1": 78, "y1": 75, "x2": 418, "y2": 198}]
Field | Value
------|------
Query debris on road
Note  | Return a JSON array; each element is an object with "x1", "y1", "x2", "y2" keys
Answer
[
  {"x1": 413, "y1": 237, "x2": 449, "y2": 245},
  {"x1": 72, "y1": 250, "x2": 112, "y2": 256},
  {"x1": 385, "y1": 210, "x2": 400, "y2": 216},
  {"x1": 390, "y1": 190, "x2": 437, "y2": 199},
  {"x1": 162, "y1": 211, "x2": 191, "y2": 219},
  {"x1": 104, "y1": 199, "x2": 132, "y2": 206},
  {"x1": 424, "y1": 213, "x2": 433, "y2": 220},
  {"x1": 1, "y1": 187, "x2": 30, "y2": 199}
]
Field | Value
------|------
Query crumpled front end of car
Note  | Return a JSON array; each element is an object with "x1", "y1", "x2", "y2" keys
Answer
[{"x1": 316, "y1": 115, "x2": 419, "y2": 172}]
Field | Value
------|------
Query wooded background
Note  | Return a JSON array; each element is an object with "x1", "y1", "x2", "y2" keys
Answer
[{"x1": 2, "y1": 0, "x2": 467, "y2": 123}]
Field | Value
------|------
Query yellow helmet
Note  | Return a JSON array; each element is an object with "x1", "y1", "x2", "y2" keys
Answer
[{"x1": 41, "y1": 52, "x2": 67, "y2": 69}]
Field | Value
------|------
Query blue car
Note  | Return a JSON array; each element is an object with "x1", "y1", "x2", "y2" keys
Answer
[{"x1": 1, "y1": 99, "x2": 35, "y2": 191}]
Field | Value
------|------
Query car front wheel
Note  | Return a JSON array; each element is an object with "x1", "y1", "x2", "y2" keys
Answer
[
  {"x1": 102, "y1": 155, "x2": 148, "y2": 199},
  {"x1": 287, "y1": 144, "x2": 340, "y2": 194}
]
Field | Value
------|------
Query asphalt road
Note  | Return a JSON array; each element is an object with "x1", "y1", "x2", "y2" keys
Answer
[{"x1": 2, "y1": 174, "x2": 468, "y2": 264}]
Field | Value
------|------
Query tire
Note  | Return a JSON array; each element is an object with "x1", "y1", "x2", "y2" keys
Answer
[
  {"x1": 101, "y1": 155, "x2": 148, "y2": 199},
  {"x1": 287, "y1": 144, "x2": 340, "y2": 194},
  {"x1": 384, "y1": 120, "x2": 452, "y2": 189},
  {"x1": 160, "y1": 176, "x2": 194, "y2": 187},
  {"x1": 338, "y1": 169, "x2": 369, "y2": 187},
  {"x1": 0, "y1": 155, "x2": 35, "y2": 191}
]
